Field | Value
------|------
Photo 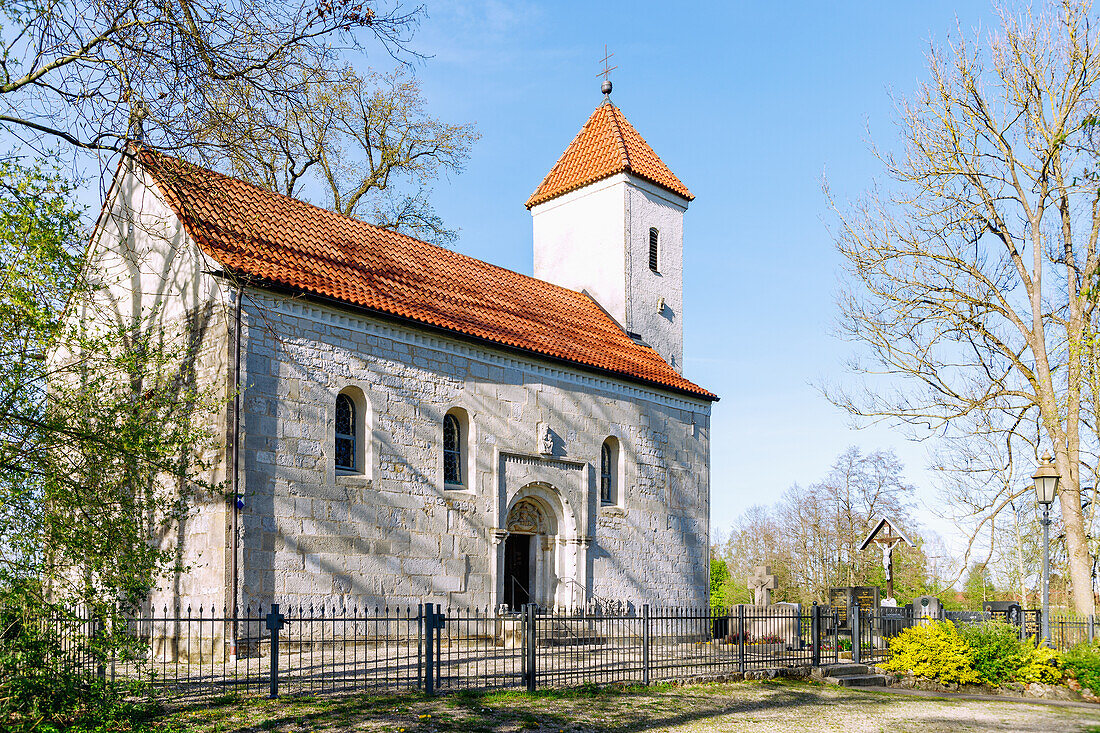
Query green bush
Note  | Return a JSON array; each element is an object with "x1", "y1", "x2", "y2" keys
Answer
[
  {"x1": 960, "y1": 620, "x2": 1029, "y2": 685},
  {"x1": 0, "y1": 589, "x2": 157, "y2": 732},
  {"x1": 1063, "y1": 642, "x2": 1100, "y2": 695},
  {"x1": 1016, "y1": 644, "x2": 1062, "y2": 685},
  {"x1": 881, "y1": 621, "x2": 983, "y2": 685},
  {"x1": 883, "y1": 619, "x2": 1063, "y2": 687}
]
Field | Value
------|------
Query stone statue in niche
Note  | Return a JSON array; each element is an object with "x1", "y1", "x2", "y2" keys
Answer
[
  {"x1": 506, "y1": 500, "x2": 543, "y2": 534},
  {"x1": 537, "y1": 421, "x2": 553, "y2": 455}
]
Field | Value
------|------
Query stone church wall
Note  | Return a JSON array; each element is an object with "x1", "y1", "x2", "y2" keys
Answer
[{"x1": 236, "y1": 290, "x2": 711, "y2": 611}]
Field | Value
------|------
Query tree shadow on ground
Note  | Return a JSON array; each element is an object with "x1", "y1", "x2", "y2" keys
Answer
[{"x1": 162, "y1": 681, "x2": 895, "y2": 732}]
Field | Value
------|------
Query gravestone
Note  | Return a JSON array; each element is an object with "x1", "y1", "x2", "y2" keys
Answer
[
  {"x1": 748, "y1": 566, "x2": 778, "y2": 607},
  {"x1": 983, "y1": 601, "x2": 1023, "y2": 626},
  {"x1": 828, "y1": 586, "x2": 882, "y2": 629},
  {"x1": 733, "y1": 566, "x2": 799, "y2": 648},
  {"x1": 774, "y1": 601, "x2": 804, "y2": 649},
  {"x1": 739, "y1": 604, "x2": 800, "y2": 649},
  {"x1": 914, "y1": 595, "x2": 942, "y2": 619},
  {"x1": 853, "y1": 586, "x2": 880, "y2": 612},
  {"x1": 828, "y1": 587, "x2": 850, "y2": 629},
  {"x1": 1024, "y1": 610, "x2": 1042, "y2": 639},
  {"x1": 879, "y1": 601, "x2": 912, "y2": 638}
]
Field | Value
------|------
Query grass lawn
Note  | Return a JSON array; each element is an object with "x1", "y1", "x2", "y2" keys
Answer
[{"x1": 145, "y1": 679, "x2": 1100, "y2": 733}]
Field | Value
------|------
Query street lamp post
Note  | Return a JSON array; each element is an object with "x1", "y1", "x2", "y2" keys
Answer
[{"x1": 1033, "y1": 451, "x2": 1060, "y2": 647}]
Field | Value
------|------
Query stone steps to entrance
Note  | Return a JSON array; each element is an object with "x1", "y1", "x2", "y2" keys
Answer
[
  {"x1": 826, "y1": 673, "x2": 891, "y2": 687},
  {"x1": 816, "y1": 663, "x2": 890, "y2": 688},
  {"x1": 538, "y1": 634, "x2": 607, "y2": 647}
]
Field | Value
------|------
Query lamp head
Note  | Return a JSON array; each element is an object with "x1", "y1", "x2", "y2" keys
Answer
[{"x1": 1032, "y1": 451, "x2": 1060, "y2": 506}]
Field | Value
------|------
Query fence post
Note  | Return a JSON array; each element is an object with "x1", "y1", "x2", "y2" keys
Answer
[
  {"x1": 423, "y1": 601, "x2": 435, "y2": 695},
  {"x1": 737, "y1": 605, "x2": 745, "y2": 675},
  {"x1": 642, "y1": 604, "x2": 651, "y2": 686},
  {"x1": 1090, "y1": 614, "x2": 1096, "y2": 644},
  {"x1": 811, "y1": 602, "x2": 820, "y2": 668},
  {"x1": 525, "y1": 604, "x2": 537, "y2": 692},
  {"x1": 417, "y1": 604, "x2": 424, "y2": 690},
  {"x1": 266, "y1": 604, "x2": 284, "y2": 699},
  {"x1": 851, "y1": 602, "x2": 861, "y2": 666},
  {"x1": 92, "y1": 611, "x2": 106, "y2": 683},
  {"x1": 435, "y1": 604, "x2": 443, "y2": 691}
]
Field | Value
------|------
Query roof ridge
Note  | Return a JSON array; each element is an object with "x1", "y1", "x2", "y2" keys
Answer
[{"x1": 605, "y1": 102, "x2": 631, "y2": 170}]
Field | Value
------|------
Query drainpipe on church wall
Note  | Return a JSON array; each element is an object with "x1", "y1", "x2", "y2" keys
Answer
[{"x1": 230, "y1": 284, "x2": 243, "y2": 655}]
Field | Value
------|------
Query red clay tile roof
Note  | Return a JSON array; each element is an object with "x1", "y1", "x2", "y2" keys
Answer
[
  {"x1": 136, "y1": 149, "x2": 715, "y2": 400},
  {"x1": 526, "y1": 101, "x2": 693, "y2": 208}
]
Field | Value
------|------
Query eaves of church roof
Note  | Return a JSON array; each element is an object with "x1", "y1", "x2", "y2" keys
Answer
[
  {"x1": 135, "y1": 148, "x2": 717, "y2": 401},
  {"x1": 525, "y1": 101, "x2": 693, "y2": 209}
]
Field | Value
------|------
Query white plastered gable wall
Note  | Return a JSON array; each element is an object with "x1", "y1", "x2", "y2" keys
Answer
[
  {"x1": 86, "y1": 158, "x2": 228, "y2": 328},
  {"x1": 75, "y1": 159, "x2": 232, "y2": 610},
  {"x1": 531, "y1": 173, "x2": 687, "y2": 372}
]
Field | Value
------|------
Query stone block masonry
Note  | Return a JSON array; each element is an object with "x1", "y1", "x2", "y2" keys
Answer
[{"x1": 225, "y1": 289, "x2": 710, "y2": 613}]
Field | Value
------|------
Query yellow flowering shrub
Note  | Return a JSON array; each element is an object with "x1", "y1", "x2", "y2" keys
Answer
[
  {"x1": 1015, "y1": 644, "x2": 1062, "y2": 684},
  {"x1": 880, "y1": 621, "x2": 983, "y2": 685}
]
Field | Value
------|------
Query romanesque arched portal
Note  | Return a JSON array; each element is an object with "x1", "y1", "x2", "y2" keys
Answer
[{"x1": 498, "y1": 483, "x2": 578, "y2": 610}]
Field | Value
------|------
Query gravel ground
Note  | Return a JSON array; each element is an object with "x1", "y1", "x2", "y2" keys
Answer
[{"x1": 160, "y1": 679, "x2": 1100, "y2": 732}]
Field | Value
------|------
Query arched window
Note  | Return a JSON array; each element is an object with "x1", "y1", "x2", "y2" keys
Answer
[
  {"x1": 649, "y1": 227, "x2": 660, "y2": 273},
  {"x1": 600, "y1": 438, "x2": 618, "y2": 505},
  {"x1": 335, "y1": 394, "x2": 356, "y2": 471},
  {"x1": 443, "y1": 413, "x2": 463, "y2": 486}
]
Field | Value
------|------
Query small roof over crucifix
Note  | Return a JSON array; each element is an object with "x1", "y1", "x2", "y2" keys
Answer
[
  {"x1": 597, "y1": 44, "x2": 617, "y2": 97},
  {"x1": 859, "y1": 518, "x2": 915, "y2": 552}
]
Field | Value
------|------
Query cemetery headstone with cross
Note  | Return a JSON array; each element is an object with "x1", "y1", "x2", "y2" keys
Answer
[{"x1": 748, "y1": 565, "x2": 778, "y2": 606}]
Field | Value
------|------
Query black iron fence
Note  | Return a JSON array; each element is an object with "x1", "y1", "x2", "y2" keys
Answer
[
  {"x1": 34, "y1": 602, "x2": 845, "y2": 700},
  {"x1": 25, "y1": 601, "x2": 1099, "y2": 700}
]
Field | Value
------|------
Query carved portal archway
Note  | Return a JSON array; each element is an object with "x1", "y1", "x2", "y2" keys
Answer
[
  {"x1": 497, "y1": 485, "x2": 577, "y2": 611},
  {"x1": 506, "y1": 499, "x2": 551, "y2": 535}
]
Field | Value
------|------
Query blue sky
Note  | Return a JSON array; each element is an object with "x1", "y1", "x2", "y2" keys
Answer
[{"x1": 365, "y1": 1, "x2": 1000, "y2": 544}]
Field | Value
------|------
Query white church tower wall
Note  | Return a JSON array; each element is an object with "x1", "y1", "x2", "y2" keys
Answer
[
  {"x1": 532, "y1": 174, "x2": 687, "y2": 372},
  {"x1": 625, "y1": 176, "x2": 686, "y2": 371},
  {"x1": 532, "y1": 175, "x2": 628, "y2": 325}
]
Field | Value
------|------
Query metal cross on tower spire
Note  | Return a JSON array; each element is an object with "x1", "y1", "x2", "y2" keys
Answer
[{"x1": 598, "y1": 45, "x2": 617, "y2": 97}]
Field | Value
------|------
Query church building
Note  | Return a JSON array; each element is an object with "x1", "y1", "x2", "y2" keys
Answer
[{"x1": 86, "y1": 87, "x2": 717, "y2": 613}]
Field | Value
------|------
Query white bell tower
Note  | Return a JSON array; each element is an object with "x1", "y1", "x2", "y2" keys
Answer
[{"x1": 527, "y1": 86, "x2": 693, "y2": 372}]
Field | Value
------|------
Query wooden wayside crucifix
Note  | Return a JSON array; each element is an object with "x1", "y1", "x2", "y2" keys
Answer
[{"x1": 859, "y1": 518, "x2": 916, "y2": 600}]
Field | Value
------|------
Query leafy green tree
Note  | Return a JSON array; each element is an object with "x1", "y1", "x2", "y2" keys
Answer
[
  {"x1": 710, "y1": 556, "x2": 735, "y2": 610},
  {"x1": 0, "y1": 159, "x2": 219, "y2": 726},
  {"x1": 963, "y1": 563, "x2": 998, "y2": 608}
]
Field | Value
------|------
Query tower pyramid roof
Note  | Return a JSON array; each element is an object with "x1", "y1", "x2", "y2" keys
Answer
[{"x1": 525, "y1": 101, "x2": 694, "y2": 209}]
